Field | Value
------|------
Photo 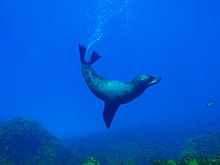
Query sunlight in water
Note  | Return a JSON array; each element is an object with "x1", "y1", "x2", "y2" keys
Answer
[{"x1": 86, "y1": 0, "x2": 133, "y2": 54}]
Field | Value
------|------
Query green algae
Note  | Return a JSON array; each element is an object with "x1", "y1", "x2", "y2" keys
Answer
[
  {"x1": 82, "y1": 157, "x2": 100, "y2": 165},
  {"x1": 149, "y1": 155, "x2": 220, "y2": 165}
]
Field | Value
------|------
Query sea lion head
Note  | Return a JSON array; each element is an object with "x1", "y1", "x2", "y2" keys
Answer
[
  {"x1": 138, "y1": 74, "x2": 161, "y2": 87},
  {"x1": 131, "y1": 74, "x2": 161, "y2": 96}
]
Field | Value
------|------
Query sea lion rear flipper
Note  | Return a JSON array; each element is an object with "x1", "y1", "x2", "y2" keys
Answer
[
  {"x1": 78, "y1": 44, "x2": 86, "y2": 63},
  {"x1": 103, "y1": 102, "x2": 120, "y2": 129},
  {"x1": 88, "y1": 51, "x2": 101, "y2": 65}
]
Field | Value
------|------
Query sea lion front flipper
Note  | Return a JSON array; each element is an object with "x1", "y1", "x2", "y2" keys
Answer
[{"x1": 103, "y1": 102, "x2": 120, "y2": 129}]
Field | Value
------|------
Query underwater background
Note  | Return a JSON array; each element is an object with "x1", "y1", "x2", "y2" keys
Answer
[{"x1": 0, "y1": 0, "x2": 220, "y2": 164}]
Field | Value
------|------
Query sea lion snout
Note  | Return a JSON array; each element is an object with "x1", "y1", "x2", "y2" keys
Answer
[
  {"x1": 138, "y1": 75, "x2": 161, "y2": 86},
  {"x1": 150, "y1": 76, "x2": 161, "y2": 85}
]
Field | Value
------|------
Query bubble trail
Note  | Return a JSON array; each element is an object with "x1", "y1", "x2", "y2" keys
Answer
[{"x1": 86, "y1": 0, "x2": 132, "y2": 55}]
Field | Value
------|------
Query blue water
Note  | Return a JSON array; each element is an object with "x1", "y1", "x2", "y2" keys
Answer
[{"x1": 0, "y1": 0, "x2": 220, "y2": 139}]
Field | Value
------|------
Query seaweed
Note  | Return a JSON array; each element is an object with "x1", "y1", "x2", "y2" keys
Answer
[
  {"x1": 1, "y1": 117, "x2": 220, "y2": 165},
  {"x1": 148, "y1": 155, "x2": 220, "y2": 165},
  {"x1": 0, "y1": 117, "x2": 71, "y2": 165}
]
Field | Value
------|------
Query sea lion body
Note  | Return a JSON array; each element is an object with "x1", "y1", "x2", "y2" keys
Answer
[
  {"x1": 79, "y1": 45, "x2": 161, "y2": 128},
  {"x1": 82, "y1": 63, "x2": 159, "y2": 104},
  {"x1": 82, "y1": 63, "x2": 133, "y2": 104}
]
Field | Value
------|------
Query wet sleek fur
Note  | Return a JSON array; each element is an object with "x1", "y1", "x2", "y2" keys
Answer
[{"x1": 78, "y1": 44, "x2": 161, "y2": 128}]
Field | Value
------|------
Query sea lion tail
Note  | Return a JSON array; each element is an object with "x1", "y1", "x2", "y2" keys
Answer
[{"x1": 78, "y1": 44, "x2": 87, "y2": 64}]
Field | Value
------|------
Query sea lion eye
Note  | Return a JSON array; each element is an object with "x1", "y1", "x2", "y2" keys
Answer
[{"x1": 138, "y1": 79, "x2": 145, "y2": 85}]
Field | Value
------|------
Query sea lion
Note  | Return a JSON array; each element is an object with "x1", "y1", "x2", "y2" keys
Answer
[{"x1": 78, "y1": 44, "x2": 161, "y2": 128}]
